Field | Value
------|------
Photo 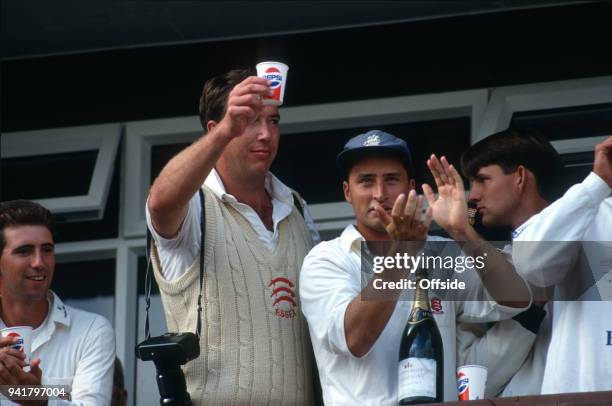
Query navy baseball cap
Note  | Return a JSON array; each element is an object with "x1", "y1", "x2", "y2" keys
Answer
[{"x1": 336, "y1": 130, "x2": 413, "y2": 176}]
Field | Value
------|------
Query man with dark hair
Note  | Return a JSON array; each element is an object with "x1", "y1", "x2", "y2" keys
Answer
[
  {"x1": 452, "y1": 132, "x2": 610, "y2": 396},
  {"x1": 0, "y1": 200, "x2": 115, "y2": 405},
  {"x1": 510, "y1": 136, "x2": 612, "y2": 394},
  {"x1": 460, "y1": 129, "x2": 565, "y2": 220},
  {"x1": 300, "y1": 130, "x2": 531, "y2": 405},
  {"x1": 147, "y1": 69, "x2": 320, "y2": 405},
  {"x1": 429, "y1": 130, "x2": 565, "y2": 397}
]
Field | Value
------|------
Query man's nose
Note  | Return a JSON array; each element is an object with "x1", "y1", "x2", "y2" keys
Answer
[
  {"x1": 31, "y1": 249, "x2": 45, "y2": 270},
  {"x1": 468, "y1": 185, "x2": 480, "y2": 203},
  {"x1": 373, "y1": 181, "x2": 386, "y2": 202},
  {"x1": 257, "y1": 120, "x2": 272, "y2": 141}
]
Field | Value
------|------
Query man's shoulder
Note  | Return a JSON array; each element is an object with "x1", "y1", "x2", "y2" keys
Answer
[
  {"x1": 64, "y1": 304, "x2": 114, "y2": 335},
  {"x1": 305, "y1": 237, "x2": 343, "y2": 258}
]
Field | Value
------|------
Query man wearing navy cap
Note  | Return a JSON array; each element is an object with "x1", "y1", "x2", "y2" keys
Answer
[{"x1": 299, "y1": 130, "x2": 532, "y2": 405}]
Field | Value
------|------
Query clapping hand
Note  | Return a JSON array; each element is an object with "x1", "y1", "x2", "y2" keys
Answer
[
  {"x1": 375, "y1": 189, "x2": 432, "y2": 241},
  {"x1": 422, "y1": 154, "x2": 472, "y2": 239}
]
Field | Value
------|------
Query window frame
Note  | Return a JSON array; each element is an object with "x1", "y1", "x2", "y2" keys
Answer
[
  {"x1": 1, "y1": 124, "x2": 121, "y2": 219},
  {"x1": 122, "y1": 90, "x2": 488, "y2": 237}
]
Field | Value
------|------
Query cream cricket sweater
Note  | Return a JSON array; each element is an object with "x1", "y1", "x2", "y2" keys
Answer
[{"x1": 151, "y1": 186, "x2": 314, "y2": 405}]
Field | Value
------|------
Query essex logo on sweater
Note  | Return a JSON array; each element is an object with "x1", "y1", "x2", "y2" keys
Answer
[
  {"x1": 431, "y1": 297, "x2": 443, "y2": 314},
  {"x1": 268, "y1": 276, "x2": 297, "y2": 319}
]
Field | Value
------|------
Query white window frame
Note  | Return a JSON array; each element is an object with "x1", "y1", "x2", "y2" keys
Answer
[
  {"x1": 122, "y1": 90, "x2": 488, "y2": 237},
  {"x1": 1, "y1": 124, "x2": 121, "y2": 219},
  {"x1": 477, "y1": 75, "x2": 612, "y2": 145},
  {"x1": 122, "y1": 117, "x2": 203, "y2": 237},
  {"x1": 54, "y1": 238, "x2": 144, "y2": 406}
]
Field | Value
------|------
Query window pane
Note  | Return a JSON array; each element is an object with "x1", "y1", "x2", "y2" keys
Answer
[
  {"x1": 151, "y1": 143, "x2": 190, "y2": 181},
  {"x1": 52, "y1": 258, "x2": 115, "y2": 324},
  {"x1": 561, "y1": 151, "x2": 593, "y2": 187},
  {"x1": 52, "y1": 154, "x2": 121, "y2": 242},
  {"x1": 510, "y1": 103, "x2": 612, "y2": 141},
  {"x1": 273, "y1": 118, "x2": 471, "y2": 204},
  {"x1": 1, "y1": 151, "x2": 97, "y2": 200}
]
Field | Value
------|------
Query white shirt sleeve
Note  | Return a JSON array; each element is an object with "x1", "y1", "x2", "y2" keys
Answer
[
  {"x1": 515, "y1": 172, "x2": 609, "y2": 242},
  {"x1": 448, "y1": 243, "x2": 529, "y2": 322},
  {"x1": 299, "y1": 243, "x2": 360, "y2": 357},
  {"x1": 49, "y1": 316, "x2": 116, "y2": 406},
  {"x1": 145, "y1": 193, "x2": 202, "y2": 281},
  {"x1": 513, "y1": 172, "x2": 611, "y2": 287}
]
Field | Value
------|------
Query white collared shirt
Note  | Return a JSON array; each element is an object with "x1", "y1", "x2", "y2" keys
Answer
[
  {"x1": 299, "y1": 225, "x2": 524, "y2": 405},
  {"x1": 512, "y1": 172, "x2": 612, "y2": 394},
  {"x1": 146, "y1": 169, "x2": 320, "y2": 281},
  {"x1": 0, "y1": 292, "x2": 115, "y2": 405}
]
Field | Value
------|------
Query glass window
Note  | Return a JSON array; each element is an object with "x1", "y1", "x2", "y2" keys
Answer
[
  {"x1": 1, "y1": 151, "x2": 97, "y2": 199},
  {"x1": 510, "y1": 103, "x2": 612, "y2": 141},
  {"x1": 151, "y1": 143, "x2": 190, "y2": 181},
  {"x1": 52, "y1": 258, "x2": 115, "y2": 324},
  {"x1": 52, "y1": 156, "x2": 121, "y2": 242},
  {"x1": 273, "y1": 117, "x2": 471, "y2": 204}
]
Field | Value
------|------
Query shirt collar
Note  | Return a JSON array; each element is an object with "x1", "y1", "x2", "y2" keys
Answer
[
  {"x1": 0, "y1": 291, "x2": 70, "y2": 330},
  {"x1": 339, "y1": 224, "x2": 365, "y2": 253},
  {"x1": 48, "y1": 291, "x2": 71, "y2": 328},
  {"x1": 204, "y1": 168, "x2": 294, "y2": 205},
  {"x1": 512, "y1": 217, "x2": 534, "y2": 240}
]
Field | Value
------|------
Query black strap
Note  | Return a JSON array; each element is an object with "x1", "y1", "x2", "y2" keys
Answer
[
  {"x1": 195, "y1": 188, "x2": 205, "y2": 338},
  {"x1": 145, "y1": 230, "x2": 152, "y2": 340},
  {"x1": 144, "y1": 189, "x2": 206, "y2": 339}
]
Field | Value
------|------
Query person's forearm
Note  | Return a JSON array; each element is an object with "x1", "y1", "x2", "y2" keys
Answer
[
  {"x1": 344, "y1": 259, "x2": 408, "y2": 357},
  {"x1": 148, "y1": 127, "x2": 232, "y2": 236},
  {"x1": 451, "y1": 226, "x2": 530, "y2": 307},
  {"x1": 344, "y1": 280, "x2": 400, "y2": 358}
]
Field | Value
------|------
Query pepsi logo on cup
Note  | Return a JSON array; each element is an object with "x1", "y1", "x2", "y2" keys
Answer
[
  {"x1": 7, "y1": 332, "x2": 25, "y2": 351},
  {"x1": 457, "y1": 371, "x2": 470, "y2": 401},
  {"x1": 263, "y1": 67, "x2": 283, "y2": 88},
  {"x1": 256, "y1": 62, "x2": 288, "y2": 106},
  {"x1": 262, "y1": 67, "x2": 283, "y2": 102}
]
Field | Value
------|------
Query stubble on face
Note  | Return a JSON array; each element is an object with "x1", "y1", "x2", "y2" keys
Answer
[
  {"x1": 344, "y1": 156, "x2": 413, "y2": 239},
  {"x1": 470, "y1": 165, "x2": 520, "y2": 228},
  {"x1": 217, "y1": 106, "x2": 280, "y2": 183}
]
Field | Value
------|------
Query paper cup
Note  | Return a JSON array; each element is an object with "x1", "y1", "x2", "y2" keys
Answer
[
  {"x1": 1, "y1": 326, "x2": 33, "y2": 367},
  {"x1": 256, "y1": 61, "x2": 289, "y2": 106},
  {"x1": 457, "y1": 365, "x2": 487, "y2": 400}
]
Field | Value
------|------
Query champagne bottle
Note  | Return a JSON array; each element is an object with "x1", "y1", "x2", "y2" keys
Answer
[{"x1": 398, "y1": 269, "x2": 444, "y2": 404}]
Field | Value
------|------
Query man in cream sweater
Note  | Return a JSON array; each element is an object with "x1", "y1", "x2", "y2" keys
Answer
[{"x1": 146, "y1": 69, "x2": 320, "y2": 405}]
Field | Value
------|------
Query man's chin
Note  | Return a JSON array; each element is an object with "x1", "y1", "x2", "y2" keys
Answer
[
  {"x1": 365, "y1": 219, "x2": 387, "y2": 234},
  {"x1": 481, "y1": 215, "x2": 504, "y2": 229}
]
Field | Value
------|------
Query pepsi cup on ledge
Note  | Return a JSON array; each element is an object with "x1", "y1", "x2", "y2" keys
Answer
[
  {"x1": 457, "y1": 364, "x2": 487, "y2": 401},
  {"x1": 256, "y1": 61, "x2": 289, "y2": 106}
]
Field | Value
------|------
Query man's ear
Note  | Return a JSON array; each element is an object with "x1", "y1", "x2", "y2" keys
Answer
[
  {"x1": 409, "y1": 178, "x2": 416, "y2": 190},
  {"x1": 206, "y1": 120, "x2": 218, "y2": 133},
  {"x1": 516, "y1": 165, "x2": 527, "y2": 191},
  {"x1": 343, "y1": 181, "x2": 352, "y2": 204}
]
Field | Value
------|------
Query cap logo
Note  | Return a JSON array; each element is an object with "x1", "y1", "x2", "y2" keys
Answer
[{"x1": 363, "y1": 134, "x2": 381, "y2": 146}]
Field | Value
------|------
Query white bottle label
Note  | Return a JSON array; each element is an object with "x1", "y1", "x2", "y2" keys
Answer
[{"x1": 398, "y1": 357, "x2": 436, "y2": 400}]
